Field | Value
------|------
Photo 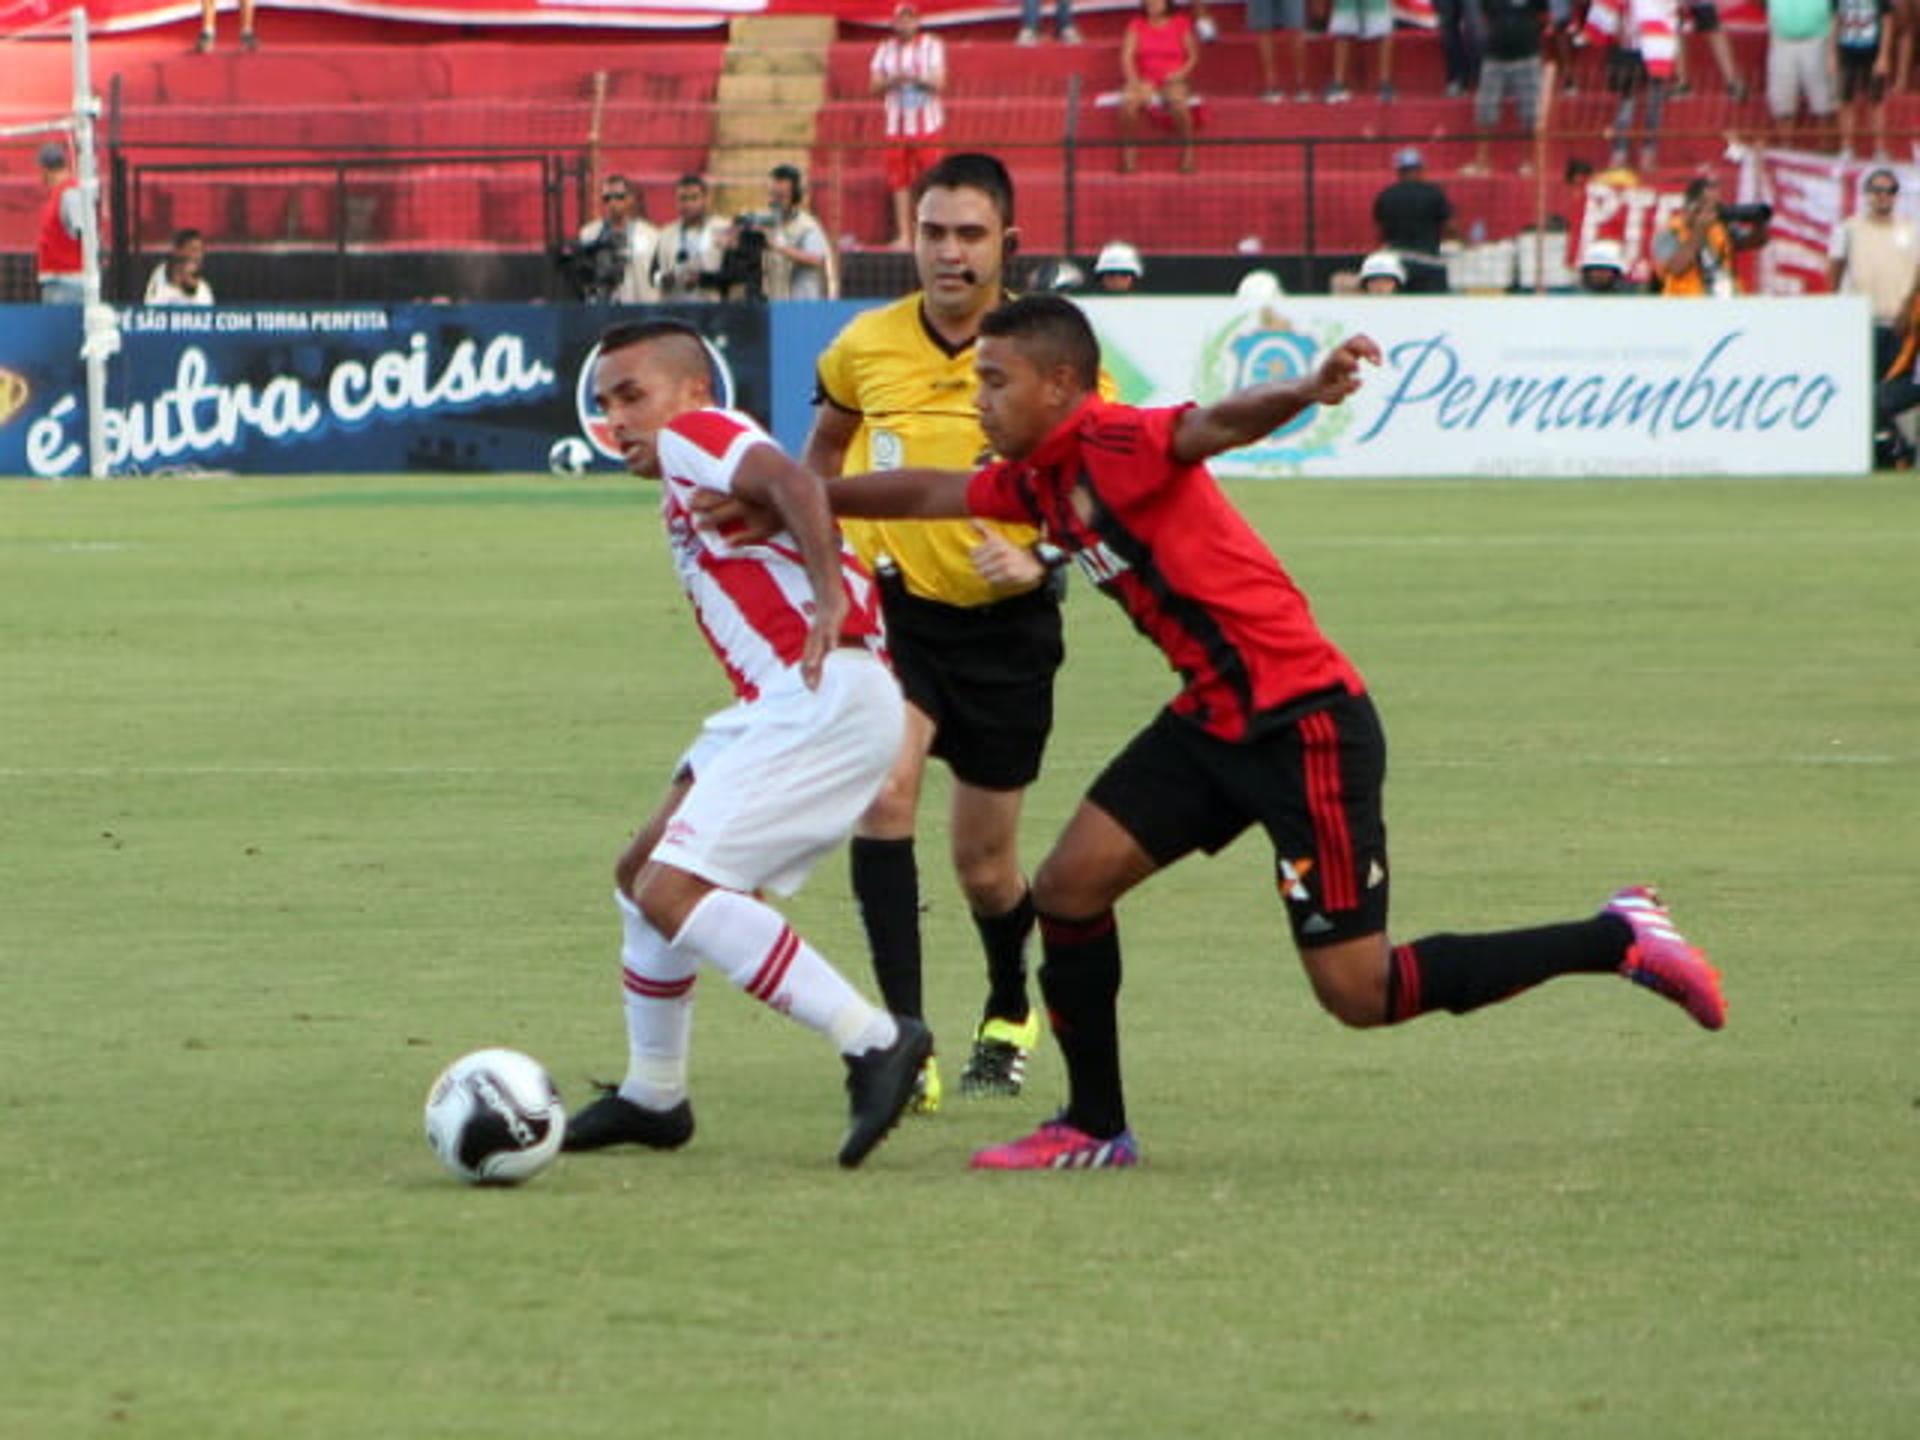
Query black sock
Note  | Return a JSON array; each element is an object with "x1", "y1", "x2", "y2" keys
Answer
[
  {"x1": 850, "y1": 836, "x2": 922, "y2": 1020},
  {"x1": 973, "y1": 889, "x2": 1035, "y2": 1024},
  {"x1": 1037, "y1": 910, "x2": 1126, "y2": 1138},
  {"x1": 1385, "y1": 914, "x2": 1633, "y2": 1023}
]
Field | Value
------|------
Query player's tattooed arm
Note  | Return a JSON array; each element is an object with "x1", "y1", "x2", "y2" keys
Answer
[{"x1": 1170, "y1": 333, "x2": 1382, "y2": 465}]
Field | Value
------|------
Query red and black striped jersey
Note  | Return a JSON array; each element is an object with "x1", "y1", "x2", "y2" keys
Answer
[{"x1": 966, "y1": 396, "x2": 1364, "y2": 741}]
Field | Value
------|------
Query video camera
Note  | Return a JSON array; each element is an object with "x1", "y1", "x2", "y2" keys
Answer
[
  {"x1": 710, "y1": 212, "x2": 775, "y2": 301},
  {"x1": 1718, "y1": 202, "x2": 1774, "y2": 227},
  {"x1": 554, "y1": 228, "x2": 629, "y2": 303}
]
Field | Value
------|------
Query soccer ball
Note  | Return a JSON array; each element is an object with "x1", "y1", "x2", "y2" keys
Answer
[
  {"x1": 548, "y1": 436, "x2": 593, "y2": 475},
  {"x1": 423, "y1": 1048, "x2": 566, "y2": 1185}
]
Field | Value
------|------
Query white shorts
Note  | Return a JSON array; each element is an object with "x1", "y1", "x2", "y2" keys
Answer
[
  {"x1": 1767, "y1": 35, "x2": 1835, "y2": 120},
  {"x1": 1328, "y1": 0, "x2": 1394, "y2": 40},
  {"x1": 654, "y1": 649, "x2": 904, "y2": 897}
]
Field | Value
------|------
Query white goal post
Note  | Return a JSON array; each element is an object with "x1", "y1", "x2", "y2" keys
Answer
[{"x1": 2, "y1": 7, "x2": 116, "y2": 478}]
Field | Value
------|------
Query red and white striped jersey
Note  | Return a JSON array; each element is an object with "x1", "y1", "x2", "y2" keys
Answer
[
  {"x1": 871, "y1": 33, "x2": 946, "y2": 140},
  {"x1": 656, "y1": 408, "x2": 885, "y2": 702},
  {"x1": 1584, "y1": 0, "x2": 1678, "y2": 79}
]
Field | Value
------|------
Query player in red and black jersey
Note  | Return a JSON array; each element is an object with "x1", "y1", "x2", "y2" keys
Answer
[{"x1": 807, "y1": 294, "x2": 1727, "y2": 1170}]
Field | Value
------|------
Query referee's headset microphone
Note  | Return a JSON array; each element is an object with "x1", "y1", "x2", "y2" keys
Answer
[{"x1": 957, "y1": 233, "x2": 1019, "y2": 289}]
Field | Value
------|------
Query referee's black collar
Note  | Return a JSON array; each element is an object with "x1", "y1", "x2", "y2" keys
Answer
[{"x1": 914, "y1": 292, "x2": 1010, "y2": 360}]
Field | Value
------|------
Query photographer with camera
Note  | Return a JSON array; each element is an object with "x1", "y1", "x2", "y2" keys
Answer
[
  {"x1": 1651, "y1": 175, "x2": 1769, "y2": 297},
  {"x1": 731, "y1": 164, "x2": 837, "y2": 301},
  {"x1": 574, "y1": 175, "x2": 659, "y2": 304},
  {"x1": 653, "y1": 175, "x2": 731, "y2": 302}
]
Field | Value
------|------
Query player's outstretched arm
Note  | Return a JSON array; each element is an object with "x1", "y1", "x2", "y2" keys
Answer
[
  {"x1": 1170, "y1": 334, "x2": 1382, "y2": 466},
  {"x1": 685, "y1": 464, "x2": 974, "y2": 544},
  {"x1": 731, "y1": 444, "x2": 848, "y2": 688},
  {"x1": 832, "y1": 467, "x2": 975, "y2": 520}
]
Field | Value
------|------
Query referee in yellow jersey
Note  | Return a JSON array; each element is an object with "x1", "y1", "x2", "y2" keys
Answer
[{"x1": 807, "y1": 153, "x2": 1063, "y2": 1111}]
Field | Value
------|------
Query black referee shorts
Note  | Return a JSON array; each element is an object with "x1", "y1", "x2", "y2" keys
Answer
[
  {"x1": 881, "y1": 579, "x2": 1064, "y2": 791},
  {"x1": 1087, "y1": 690, "x2": 1390, "y2": 949}
]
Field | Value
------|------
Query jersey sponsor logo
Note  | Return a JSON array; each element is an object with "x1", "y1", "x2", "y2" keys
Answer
[
  {"x1": 869, "y1": 426, "x2": 904, "y2": 470},
  {"x1": 1278, "y1": 856, "x2": 1316, "y2": 903},
  {"x1": 1069, "y1": 537, "x2": 1132, "y2": 586},
  {"x1": 574, "y1": 335, "x2": 737, "y2": 462}
]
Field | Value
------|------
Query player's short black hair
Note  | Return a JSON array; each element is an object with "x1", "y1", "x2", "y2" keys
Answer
[
  {"x1": 675, "y1": 173, "x2": 708, "y2": 191},
  {"x1": 979, "y1": 294, "x2": 1099, "y2": 390},
  {"x1": 171, "y1": 228, "x2": 203, "y2": 249},
  {"x1": 600, "y1": 318, "x2": 703, "y2": 352},
  {"x1": 913, "y1": 151, "x2": 1016, "y2": 226},
  {"x1": 1684, "y1": 175, "x2": 1717, "y2": 203},
  {"x1": 598, "y1": 320, "x2": 712, "y2": 385}
]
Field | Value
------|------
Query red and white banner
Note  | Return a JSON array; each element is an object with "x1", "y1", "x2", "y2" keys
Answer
[
  {"x1": 1566, "y1": 146, "x2": 1907, "y2": 295},
  {"x1": 1737, "y1": 147, "x2": 1920, "y2": 295},
  {"x1": 4, "y1": 1, "x2": 759, "y2": 33},
  {"x1": 1569, "y1": 175, "x2": 1696, "y2": 288},
  {"x1": 3, "y1": 0, "x2": 1770, "y2": 34},
  {"x1": 5, "y1": 0, "x2": 1458, "y2": 34}
]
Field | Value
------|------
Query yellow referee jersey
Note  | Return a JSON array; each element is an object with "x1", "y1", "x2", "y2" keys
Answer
[{"x1": 815, "y1": 293, "x2": 1040, "y2": 610}]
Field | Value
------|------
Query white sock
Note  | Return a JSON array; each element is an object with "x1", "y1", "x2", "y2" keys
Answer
[
  {"x1": 615, "y1": 889, "x2": 697, "y2": 1110},
  {"x1": 669, "y1": 889, "x2": 898, "y2": 1056}
]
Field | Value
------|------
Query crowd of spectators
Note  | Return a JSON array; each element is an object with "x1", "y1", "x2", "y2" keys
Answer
[
  {"x1": 16, "y1": 4, "x2": 1916, "y2": 321},
  {"x1": 17, "y1": 4, "x2": 1920, "y2": 467}
]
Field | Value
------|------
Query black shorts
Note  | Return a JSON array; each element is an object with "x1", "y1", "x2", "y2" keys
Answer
[
  {"x1": 1087, "y1": 690, "x2": 1390, "y2": 949},
  {"x1": 1839, "y1": 49, "x2": 1884, "y2": 104},
  {"x1": 1687, "y1": 2, "x2": 1720, "y2": 32},
  {"x1": 882, "y1": 578, "x2": 1064, "y2": 791}
]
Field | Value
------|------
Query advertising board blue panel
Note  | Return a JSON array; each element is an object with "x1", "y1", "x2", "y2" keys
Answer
[
  {"x1": 767, "y1": 300, "x2": 871, "y2": 457},
  {"x1": 0, "y1": 307, "x2": 86, "y2": 478},
  {"x1": 0, "y1": 303, "x2": 773, "y2": 478}
]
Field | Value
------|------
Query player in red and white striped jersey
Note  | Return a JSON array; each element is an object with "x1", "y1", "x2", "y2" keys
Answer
[{"x1": 563, "y1": 319, "x2": 929, "y2": 1170}]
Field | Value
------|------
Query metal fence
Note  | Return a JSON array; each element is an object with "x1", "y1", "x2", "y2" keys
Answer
[
  {"x1": 112, "y1": 150, "x2": 580, "y2": 303},
  {"x1": 1, "y1": 81, "x2": 1827, "y2": 305}
]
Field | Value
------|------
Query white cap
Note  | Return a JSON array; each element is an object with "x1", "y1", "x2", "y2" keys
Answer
[
  {"x1": 1358, "y1": 250, "x2": 1407, "y2": 286},
  {"x1": 1094, "y1": 240, "x2": 1144, "y2": 277},
  {"x1": 1234, "y1": 268, "x2": 1284, "y2": 303},
  {"x1": 1579, "y1": 238, "x2": 1626, "y2": 273},
  {"x1": 1043, "y1": 259, "x2": 1086, "y2": 292}
]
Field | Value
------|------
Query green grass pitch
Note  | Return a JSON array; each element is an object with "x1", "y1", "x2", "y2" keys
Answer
[{"x1": 3, "y1": 471, "x2": 1916, "y2": 1439}]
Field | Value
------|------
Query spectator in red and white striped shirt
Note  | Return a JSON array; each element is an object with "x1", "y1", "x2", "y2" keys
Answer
[{"x1": 871, "y1": 3, "x2": 947, "y2": 248}]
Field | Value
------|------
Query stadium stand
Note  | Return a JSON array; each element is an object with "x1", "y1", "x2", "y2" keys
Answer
[{"x1": 0, "y1": 6, "x2": 1870, "y2": 298}]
